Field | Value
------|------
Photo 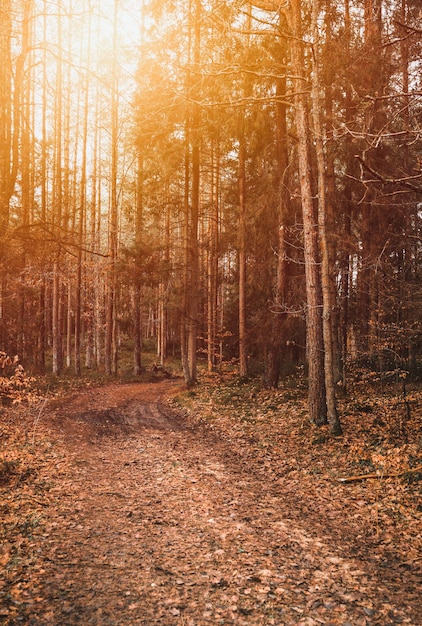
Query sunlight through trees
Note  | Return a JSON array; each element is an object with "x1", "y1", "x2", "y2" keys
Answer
[{"x1": 0, "y1": 0, "x2": 420, "y2": 430}]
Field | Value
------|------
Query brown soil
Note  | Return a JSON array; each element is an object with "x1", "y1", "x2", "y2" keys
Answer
[{"x1": 1, "y1": 380, "x2": 421, "y2": 625}]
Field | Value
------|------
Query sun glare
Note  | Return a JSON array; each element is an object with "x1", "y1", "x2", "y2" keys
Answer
[
  {"x1": 37, "y1": 0, "x2": 144, "y2": 92},
  {"x1": 32, "y1": 0, "x2": 148, "y2": 174}
]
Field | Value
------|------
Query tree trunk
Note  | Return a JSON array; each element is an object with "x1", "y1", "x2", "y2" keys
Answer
[
  {"x1": 290, "y1": 0, "x2": 327, "y2": 426},
  {"x1": 181, "y1": 0, "x2": 201, "y2": 386},
  {"x1": 323, "y1": 0, "x2": 342, "y2": 385},
  {"x1": 18, "y1": 0, "x2": 33, "y2": 361},
  {"x1": 0, "y1": 0, "x2": 12, "y2": 233},
  {"x1": 265, "y1": 29, "x2": 290, "y2": 388},
  {"x1": 310, "y1": 0, "x2": 342, "y2": 435},
  {"x1": 133, "y1": 153, "x2": 143, "y2": 375},
  {"x1": 52, "y1": 0, "x2": 63, "y2": 376},
  {"x1": 207, "y1": 135, "x2": 219, "y2": 372},
  {"x1": 187, "y1": 0, "x2": 201, "y2": 383},
  {"x1": 105, "y1": 0, "x2": 119, "y2": 376},
  {"x1": 181, "y1": 112, "x2": 191, "y2": 384},
  {"x1": 37, "y1": 1, "x2": 48, "y2": 373},
  {"x1": 0, "y1": 0, "x2": 24, "y2": 232},
  {"x1": 238, "y1": 114, "x2": 248, "y2": 378}
]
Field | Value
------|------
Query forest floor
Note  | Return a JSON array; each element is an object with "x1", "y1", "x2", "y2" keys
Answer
[{"x1": 0, "y1": 373, "x2": 421, "y2": 625}]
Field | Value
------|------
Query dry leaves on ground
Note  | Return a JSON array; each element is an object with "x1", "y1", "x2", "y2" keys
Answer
[{"x1": 0, "y1": 375, "x2": 421, "y2": 625}]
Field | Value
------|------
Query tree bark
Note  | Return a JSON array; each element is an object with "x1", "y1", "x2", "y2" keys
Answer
[
  {"x1": 310, "y1": 0, "x2": 342, "y2": 435},
  {"x1": 207, "y1": 135, "x2": 219, "y2": 372},
  {"x1": 133, "y1": 153, "x2": 143, "y2": 375},
  {"x1": 105, "y1": 0, "x2": 119, "y2": 376},
  {"x1": 181, "y1": 0, "x2": 201, "y2": 386},
  {"x1": 238, "y1": 114, "x2": 248, "y2": 378},
  {"x1": 187, "y1": 0, "x2": 201, "y2": 383},
  {"x1": 290, "y1": 0, "x2": 327, "y2": 425},
  {"x1": 52, "y1": 0, "x2": 64, "y2": 376},
  {"x1": 75, "y1": 16, "x2": 91, "y2": 375},
  {"x1": 265, "y1": 20, "x2": 290, "y2": 388}
]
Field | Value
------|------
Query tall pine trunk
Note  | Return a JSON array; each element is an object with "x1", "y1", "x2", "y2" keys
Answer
[
  {"x1": 207, "y1": 135, "x2": 219, "y2": 372},
  {"x1": 310, "y1": 0, "x2": 341, "y2": 434},
  {"x1": 290, "y1": 0, "x2": 327, "y2": 425},
  {"x1": 265, "y1": 27, "x2": 290, "y2": 388},
  {"x1": 105, "y1": 0, "x2": 119, "y2": 376},
  {"x1": 133, "y1": 153, "x2": 143, "y2": 375},
  {"x1": 75, "y1": 15, "x2": 91, "y2": 375},
  {"x1": 181, "y1": 0, "x2": 201, "y2": 386},
  {"x1": 187, "y1": 0, "x2": 201, "y2": 383},
  {"x1": 238, "y1": 114, "x2": 248, "y2": 378},
  {"x1": 52, "y1": 0, "x2": 64, "y2": 375}
]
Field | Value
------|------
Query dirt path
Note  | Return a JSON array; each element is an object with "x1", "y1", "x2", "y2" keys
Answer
[{"x1": 2, "y1": 381, "x2": 420, "y2": 625}]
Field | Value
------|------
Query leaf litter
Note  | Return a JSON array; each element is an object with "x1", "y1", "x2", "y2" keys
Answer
[{"x1": 0, "y1": 375, "x2": 421, "y2": 625}]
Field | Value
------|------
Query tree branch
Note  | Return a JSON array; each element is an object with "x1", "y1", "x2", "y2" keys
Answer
[
  {"x1": 337, "y1": 465, "x2": 422, "y2": 484},
  {"x1": 354, "y1": 155, "x2": 422, "y2": 191}
]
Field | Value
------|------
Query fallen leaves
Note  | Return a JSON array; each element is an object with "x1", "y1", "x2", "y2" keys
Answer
[{"x1": 0, "y1": 377, "x2": 421, "y2": 624}]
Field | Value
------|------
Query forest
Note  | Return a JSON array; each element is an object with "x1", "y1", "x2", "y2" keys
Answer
[
  {"x1": 1, "y1": 2, "x2": 422, "y2": 622},
  {"x1": 0, "y1": 0, "x2": 421, "y2": 432}
]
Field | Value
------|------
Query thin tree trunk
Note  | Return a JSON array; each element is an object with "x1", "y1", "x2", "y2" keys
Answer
[
  {"x1": 37, "y1": 0, "x2": 48, "y2": 372},
  {"x1": 52, "y1": 0, "x2": 64, "y2": 376},
  {"x1": 0, "y1": 0, "x2": 12, "y2": 234},
  {"x1": 338, "y1": 0, "x2": 357, "y2": 389},
  {"x1": 181, "y1": 111, "x2": 191, "y2": 384},
  {"x1": 75, "y1": 28, "x2": 90, "y2": 375},
  {"x1": 207, "y1": 136, "x2": 219, "y2": 372},
  {"x1": 181, "y1": 0, "x2": 201, "y2": 386},
  {"x1": 85, "y1": 85, "x2": 101, "y2": 370},
  {"x1": 238, "y1": 116, "x2": 248, "y2": 378},
  {"x1": 0, "y1": 0, "x2": 11, "y2": 350},
  {"x1": 159, "y1": 195, "x2": 170, "y2": 366},
  {"x1": 66, "y1": 277, "x2": 72, "y2": 368},
  {"x1": 187, "y1": 0, "x2": 201, "y2": 383},
  {"x1": 18, "y1": 0, "x2": 33, "y2": 360},
  {"x1": 133, "y1": 153, "x2": 143, "y2": 375},
  {"x1": 323, "y1": 0, "x2": 342, "y2": 384},
  {"x1": 310, "y1": 0, "x2": 342, "y2": 435},
  {"x1": 266, "y1": 45, "x2": 290, "y2": 388},
  {"x1": 105, "y1": 0, "x2": 119, "y2": 376},
  {"x1": 0, "y1": 0, "x2": 24, "y2": 231},
  {"x1": 75, "y1": 13, "x2": 91, "y2": 373},
  {"x1": 133, "y1": 1, "x2": 145, "y2": 376}
]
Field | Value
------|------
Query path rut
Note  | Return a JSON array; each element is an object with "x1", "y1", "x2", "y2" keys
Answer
[{"x1": 4, "y1": 381, "x2": 420, "y2": 625}]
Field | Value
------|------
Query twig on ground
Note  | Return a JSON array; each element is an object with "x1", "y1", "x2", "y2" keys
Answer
[{"x1": 337, "y1": 465, "x2": 422, "y2": 483}]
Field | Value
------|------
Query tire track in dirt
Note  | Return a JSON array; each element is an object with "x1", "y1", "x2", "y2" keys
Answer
[{"x1": 7, "y1": 381, "x2": 420, "y2": 625}]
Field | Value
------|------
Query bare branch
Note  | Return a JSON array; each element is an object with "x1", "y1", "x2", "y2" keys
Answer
[
  {"x1": 394, "y1": 20, "x2": 422, "y2": 35},
  {"x1": 354, "y1": 155, "x2": 422, "y2": 191}
]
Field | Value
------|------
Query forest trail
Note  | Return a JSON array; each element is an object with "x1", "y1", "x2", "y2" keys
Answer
[{"x1": 1, "y1": 381, "x2": 421, "y2": 625}]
